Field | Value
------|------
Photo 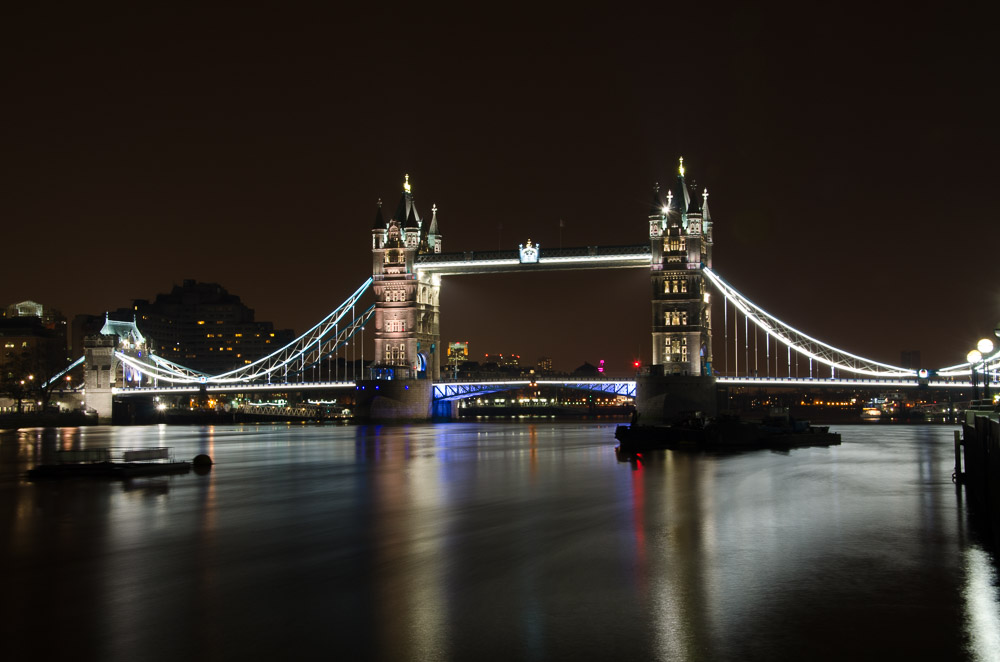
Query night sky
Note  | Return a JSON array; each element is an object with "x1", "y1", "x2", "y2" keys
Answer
[{"x1": 4, "y1": 4, "x2": 998, "y2": 374}]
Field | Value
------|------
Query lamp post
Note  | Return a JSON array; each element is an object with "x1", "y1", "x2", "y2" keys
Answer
[
  {"x1": 967, "y1": 349, "x2": 981, "y2": 401},
  {"x1": 978, "y1": 338, "x2": 994, "y2": 400}
]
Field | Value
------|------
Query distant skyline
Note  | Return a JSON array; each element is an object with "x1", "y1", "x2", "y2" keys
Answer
[{"x1": 4, "y1": 5, "x2": 998, "y2": 373}]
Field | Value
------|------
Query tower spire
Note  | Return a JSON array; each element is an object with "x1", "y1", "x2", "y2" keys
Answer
[
  {"x1": 678, "y1": 156, "x2": 685, "y2": 177},
  {"x1": 403, "y1": 173, "x2": 411, "y2": 193}
]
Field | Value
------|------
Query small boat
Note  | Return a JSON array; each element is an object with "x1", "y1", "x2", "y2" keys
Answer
[
  {"x1": 616, "y1": 408, "x2": 840, "y2": 454},
  {"x1": 27, "y1": 447, "x2": 191, "y2": 480}
]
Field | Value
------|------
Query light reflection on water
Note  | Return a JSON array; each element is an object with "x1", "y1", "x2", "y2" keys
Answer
[{"x1": 1, "y1": 422, "x2": 998, "y2": 660}]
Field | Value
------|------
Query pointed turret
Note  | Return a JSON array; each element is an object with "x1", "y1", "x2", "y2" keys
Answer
[
  {"x1": 426, "y1": 203, "x2": 442, "y2": 253},
  {"x1": 668, "y1": 157, "x2": 692, "y2": 215},
  {"x1": 701, "y1": 188, "x2": 711, "y2": 223},
  {"x1": 393, "y1": 191, "x2": 408, "y2": 223},
  {"x1": 428, "y1": 203, "x2": 440, "y2": 235},
  {"x1": 404, "y1": 205, "x2": 419, "y2": 230},
  {"x1": 687, "y1": 184, "x2": 702, "y2": 214},
  {"x1": 372, "y1": 198, "x2": 387, "y2": 250}
]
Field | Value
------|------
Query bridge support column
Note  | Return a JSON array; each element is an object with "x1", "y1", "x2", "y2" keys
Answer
[
  {"x1": 83, "y1": 335, "x2": 118, "y2": 424},
  {"x1": 354, "y1": 379, "x2": 432, "y2": 421},
  {"x1": 636, "y1": 373, "x2": 718, "y2": 425},
  {"x1": 432, "y1": 398, "x2": 459, "y2": 420}
]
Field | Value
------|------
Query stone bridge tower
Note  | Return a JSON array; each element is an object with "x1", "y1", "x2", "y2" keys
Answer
[
  {"x1": 370, "y1": 175, "x2": 442, "y2": 381},
  {"x1": 637, "y1": 158, "x2": 718, "y2": 423},
  {"x1": 648, "y1": 158, "x2": 713, "y2": 376},
  {"x1": 82, "y1": 317, "x2": 148, "y2": 422}
]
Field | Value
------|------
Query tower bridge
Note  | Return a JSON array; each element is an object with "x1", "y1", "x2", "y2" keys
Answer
[{"x1": 89, "y1": 162, "x2": 997, "y2": 422}]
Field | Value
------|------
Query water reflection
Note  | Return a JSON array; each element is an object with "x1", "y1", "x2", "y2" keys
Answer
[{"x1": 0, "y1": 423, "x2": 996, "y2": 660}]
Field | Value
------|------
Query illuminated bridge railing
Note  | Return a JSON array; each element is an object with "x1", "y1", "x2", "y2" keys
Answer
[
  {"x1": 433, "y1": 379, "x2": 636, "y2": 401},
  {"x1": 114, "y1": 381, "x2": 358, "y2": 396},
  {"x1": 718, "y1": 376, "x2": 977, "y2": 389}
]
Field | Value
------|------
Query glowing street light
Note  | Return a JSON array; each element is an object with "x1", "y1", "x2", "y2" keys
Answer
[
  {"x1": 967, "y1": 349, "x2": 982, "y2": 401},
  {"x1": 977, "y1": 338, "x2": 994, "y2": 400}
]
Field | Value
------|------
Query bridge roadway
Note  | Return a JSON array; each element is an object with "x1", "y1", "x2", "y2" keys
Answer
[{"x1": 112, "y1": 375, "x2": 977, "y2": 399}]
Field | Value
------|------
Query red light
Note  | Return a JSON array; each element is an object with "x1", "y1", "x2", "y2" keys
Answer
[{"x1": 633, "y1": 360, "x2": 641, "y2": 368}]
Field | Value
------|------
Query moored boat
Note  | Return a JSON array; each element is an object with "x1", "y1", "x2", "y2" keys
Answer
[
  {"x1": 27, "y1": 447, "x2": 192, "y2": 479},
  {"x1": 616, "y1": 408, "x2": 840, "y2": 454}
]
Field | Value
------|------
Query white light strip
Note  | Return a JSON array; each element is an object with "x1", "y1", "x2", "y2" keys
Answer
[
  {"x1": 115, "y1": 382, "x2": 358, "y2": 395},
  {"x1": 718, "y1": 377, "x2": 973, "y2": 388},
  {"x1": 416, "y1": 253, "x2": 651, "y2": 273}
]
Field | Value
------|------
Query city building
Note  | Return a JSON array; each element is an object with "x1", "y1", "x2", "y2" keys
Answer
[
  {"x1": 0, "y1": 300, "x2": 68, "y2": 373},
  {"x1": 1, "y1": 301, "x2": 70, "y2": 412},
  {"x1": 107, "y1": 280, "x2": 295, "y2": 374}
]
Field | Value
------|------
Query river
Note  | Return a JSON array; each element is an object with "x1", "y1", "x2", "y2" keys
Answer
[{"x1": 1, "y1": 422, "x2": 997, "y2": 660}]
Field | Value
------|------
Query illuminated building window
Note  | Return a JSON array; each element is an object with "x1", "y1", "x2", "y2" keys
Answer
[
  {"x1": 664, "y1": 278, "x2": 688, "y2": 294},
  {"x1": 666, "y1": 337, "x2": 688, "y2": 362},
  {"x1": 197, "y1": 321, "x2": 205, "y2": 325}
]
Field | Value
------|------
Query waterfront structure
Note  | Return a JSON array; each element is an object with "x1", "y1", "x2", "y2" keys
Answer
[{"x1": 105, "y1": 164, "x2": 985, "y2": 422}]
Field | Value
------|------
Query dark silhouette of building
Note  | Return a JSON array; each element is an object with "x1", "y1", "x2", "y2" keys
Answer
[
  {"x1": 1, "y1": 301, "x2": 68, "y2": 371},
  {"x1": 1, "y1": 301, "x2": 70, "y2": 411},
  {"x1": 108, "y1": 280, "x2": 294, "y2": 374}
]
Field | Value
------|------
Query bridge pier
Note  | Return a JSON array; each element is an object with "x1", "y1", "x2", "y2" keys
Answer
[
  {"x1": 635, "y1": 374, "x2": 718, "y2": 425},
  {"x1": 354, "y1": 379, "x2": 433, "y2": 421},
  {"x1": 83, "y1": 335, "x2": 117, "y2": 423},
  {"x1": 432, "y1": 398, "x2": 458, "y2": 420}
]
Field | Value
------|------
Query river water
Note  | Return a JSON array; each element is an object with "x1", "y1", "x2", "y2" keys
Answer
[{"x1": 1, "y1": 422, "x2": 997, "y2": 661}]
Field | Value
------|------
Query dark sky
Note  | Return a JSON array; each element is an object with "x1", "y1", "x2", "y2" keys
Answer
[{"x1": 3, "y1": 3, "x2": 998, "y2": 374}]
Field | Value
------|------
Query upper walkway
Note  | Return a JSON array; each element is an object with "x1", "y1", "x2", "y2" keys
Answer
[{"x1": 415, "y1": 244, "x2": 651, "y2": 275}]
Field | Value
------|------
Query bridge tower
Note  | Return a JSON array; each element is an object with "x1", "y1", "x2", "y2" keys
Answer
[
  {"x1": 82, "y1": 317, "x2": 148, "y2": 422},
  {"x1": 638, "y1": 158, "x2": 718, "y2": 422},
  {"x1": 648, "y1": 157, "x2": 713, "y2": 375},
  {"x1": 360, "y1": 175, "x2": 441, "y2": 419},
  {"x1": 370, "y1": 175, "x2": 442, "y2": 381}
]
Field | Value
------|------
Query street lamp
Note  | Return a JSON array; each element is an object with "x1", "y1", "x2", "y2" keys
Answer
[
  {"x1": 978, "y1": 338, "x2": 994, "y2": 400},
  {"x1": 967, "y1": 349, "x2": 982, "y2": 401}
]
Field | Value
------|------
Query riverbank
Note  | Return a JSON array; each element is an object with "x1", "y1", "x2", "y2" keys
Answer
[{"x1": 0, "y1": 411, "x2": 95, "y2": 430}]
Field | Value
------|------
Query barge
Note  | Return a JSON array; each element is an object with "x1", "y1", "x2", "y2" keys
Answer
[
  {"x1": 28, "y1": 447, "x2": 192, "y2": 479},
  {"x1": 616, "y1": 409, "x2": 841, "y2": 454}
]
